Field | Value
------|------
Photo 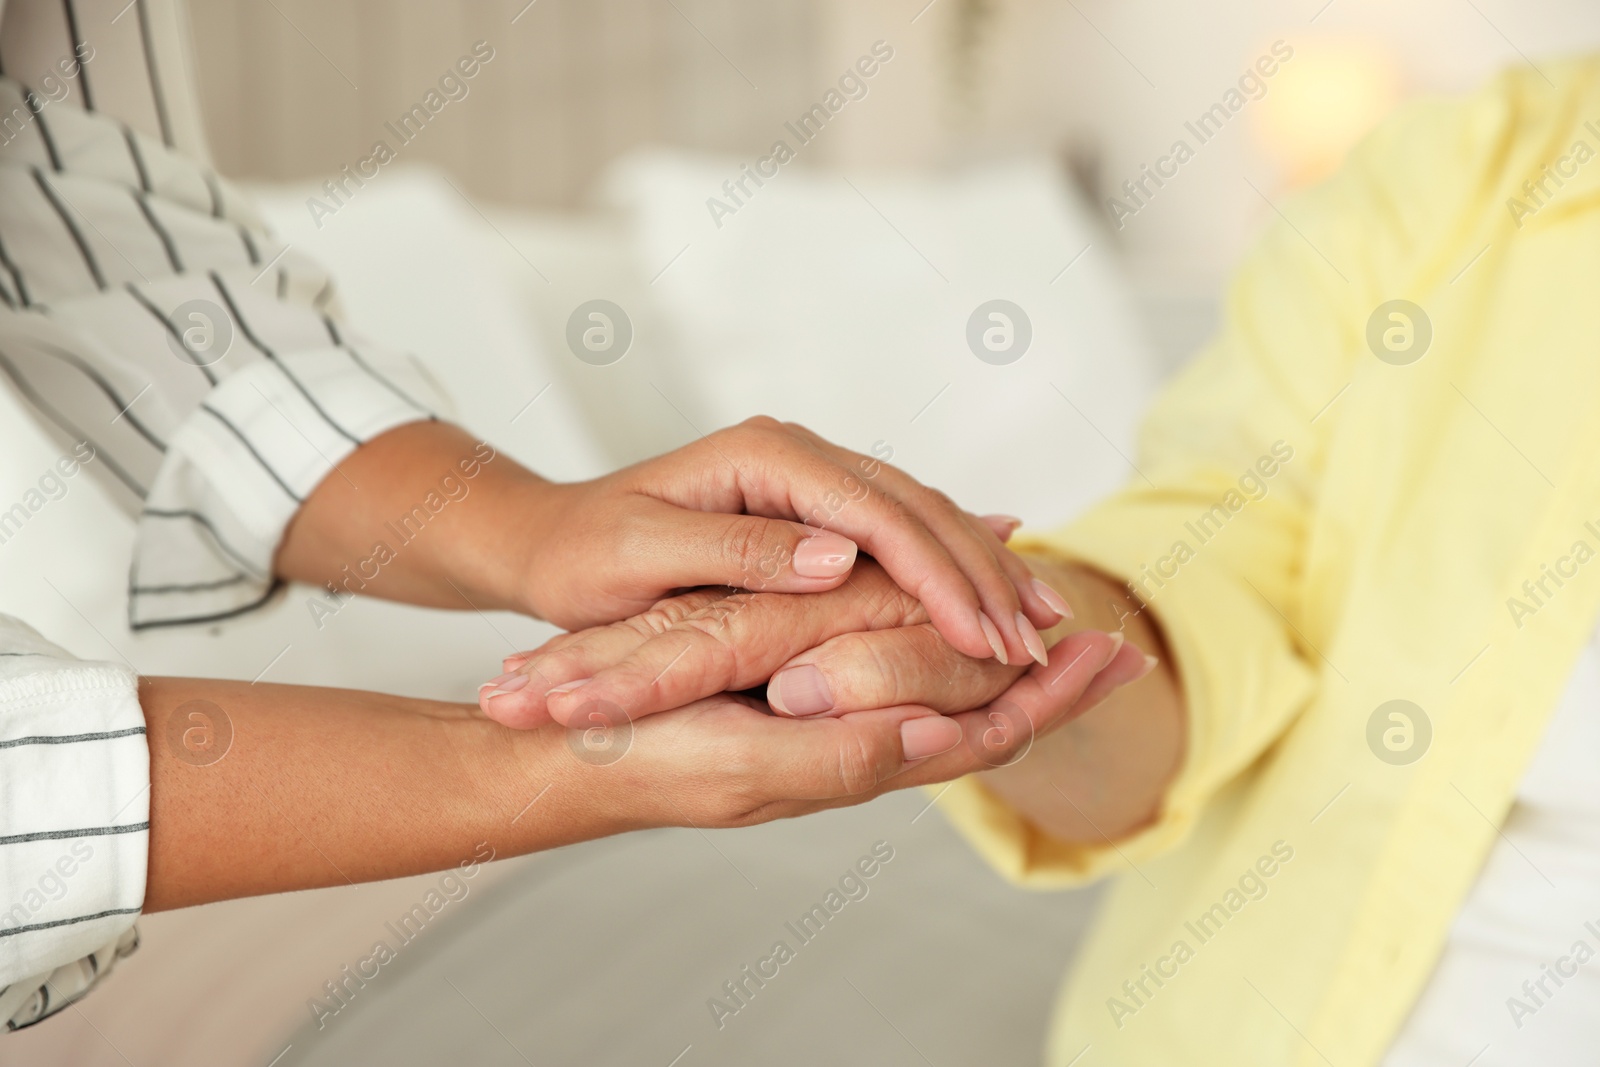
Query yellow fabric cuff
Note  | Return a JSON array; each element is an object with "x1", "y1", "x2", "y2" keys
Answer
[{"x1": 931, "y1": 498, "x2": 1318, "y2": 889}]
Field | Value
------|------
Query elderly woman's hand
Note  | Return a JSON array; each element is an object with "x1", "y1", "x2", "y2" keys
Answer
[
  {"x1": 582, "y1": 626, "x2": 1136, "y2": 830},
  {"x1": 480, "y1": 550, "x2": 1150, "y2": 748},
  {"x1": 478, "y1": 558, "x2": 1037, "y2": 728}
]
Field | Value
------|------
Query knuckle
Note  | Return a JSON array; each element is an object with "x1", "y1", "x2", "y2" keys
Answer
[
  {"x1": 920, "y1": 485, "x2": 959, "y2": 513},
  {"x1": 686, "y1": 591, "x2": 759, "y2": 632},
  {"x1": 635, "y1": 636, "x2": 703, "y2": 703},
  {"x1": 640, "y1": 587, "x2": 725, "y2": 626},
  {"x1": 870, "y1": 490, "x2": 917, "y2": 531},
  {"x1": 737, "y1": 414, "x2": 783, "y2": 434},
  {"x1": 721, "y1": 417, "x2": 783, "y2": 454},
  {"x1": 680, "y1": 598, "x2": 757, "y2": 677},
  {"x1": 884, "y1": 585, "x2": 929, "y2": 628},
  {"x1": 835, "y1": 733, "x2": 885, "y2": 795},
  {"x1": 633, "y1": 605, "x2": 686, "y2": 637},
  {"x1": 723, "y1": 515, "x2": 785, "y2": 578},
  {"x1": 679, "y1": 606, "x2": 742, "y2": 650},
  {"x1": 824, "y1": 632, "x2": 901, "y2": 705},
  {"x1": 629, "y1": 610, "x2": 669, "y2": 637}
]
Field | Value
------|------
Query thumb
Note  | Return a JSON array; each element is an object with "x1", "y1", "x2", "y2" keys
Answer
[{"x1": 629, "y1": 502, "x2": 860, "y2": 594}]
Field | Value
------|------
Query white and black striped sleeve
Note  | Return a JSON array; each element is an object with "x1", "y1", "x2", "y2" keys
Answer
[
  {"x1": 0, "y1": 614, "x2": 146, "y2": 1031},
  {"x1": 0, "y1": 1, "x2": 446, "y2": 629}
]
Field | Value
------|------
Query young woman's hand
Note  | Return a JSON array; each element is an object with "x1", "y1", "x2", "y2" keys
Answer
[
  {"x1": 515, "y1": 417, "x2": 1062, "y2": 665},
  {"x1": 280, "y1": 419, "x2": 1058, "y2": 668},
  {"x1": 140, "y1": 629, "x2": 1131, "y2": 911}
]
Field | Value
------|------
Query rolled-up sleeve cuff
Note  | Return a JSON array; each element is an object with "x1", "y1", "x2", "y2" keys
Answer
[
  {"x1": 130, "y1": 348, "x2": 440, "y2": 630},
  {"x1": 0, "y1": 615, "x2": 148, "y2": 1022},
  {"x1": 933, "y1": 503, "x2": 1318, "y2": 889}
]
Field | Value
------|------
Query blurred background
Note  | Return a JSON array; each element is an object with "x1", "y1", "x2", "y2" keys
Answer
[
  {"x1": 4, "y1": 0, "x2": 1600, "y2": 1064},
  {"x1": 188, "y1": 0, "x2": 1600, "y2": 356}
]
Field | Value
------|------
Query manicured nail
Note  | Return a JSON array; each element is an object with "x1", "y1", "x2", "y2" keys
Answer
[
  {"x1": 982, "y1": 514, "x2": 1023, "y2": 540},
  {"x1": 901, "y1": 717, "x2": 962, "y2": 761},
  {"x1": 1136, "y1": 654, "x2": 1159, "y2": 680},
  {"x1": 1016, "y1": 612, "x2": 1048, "y2": 666},
  {"x1": 979, "y1": 613, "x2": 1008, "y2": 665},
  {"x1": 1106, "y1": 631, "x2": 1126, "y2": 658},
  {"x1": 1030, "y1": 578, "x2": 1073, "y2": 621},
  {"x1": 547, "y1": 677, "x2": 591, "y2": 697},
  {"x1": 768, "y1": 665, "x2": 835, "y2": 717},
  {"x1": 481, "y1": 672, "x2": 530, "y2": 698},
  {"x1": 793, "y1": 532, "x2": 858, "y2": 578}
]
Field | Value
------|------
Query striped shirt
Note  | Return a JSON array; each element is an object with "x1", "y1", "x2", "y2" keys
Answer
[
  {"x1": 0, "y1": 615, "x2": 145, "y2": 1030},
  {"x1": 0, "y1": 0, "x2": 441, "y2": 1025}
]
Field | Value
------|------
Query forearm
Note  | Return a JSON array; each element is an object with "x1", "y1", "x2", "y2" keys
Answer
[
  {"x1": 273, "y1": 420, "x2": 560, "y2": 615},
  {"x1": 140, "y1": 676, "x2": 613, "y2": 912},
  {"x1": 979, "y1": 556, "x2": 1186, "y2": 843}
]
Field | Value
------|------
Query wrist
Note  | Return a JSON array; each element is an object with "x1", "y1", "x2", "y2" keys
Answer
[
  {"x1": 392, "y1": 702, "x2": 647, "y2": 862},
  {"x1": 496, "y1": 476, "x2": 581, "y2": 620},
  {"x1": 479, "y1": 710, "x2": 671, "y2": 845},
  {"x1": 143, "y1": 679, "x2": 622, "y2": 909}
]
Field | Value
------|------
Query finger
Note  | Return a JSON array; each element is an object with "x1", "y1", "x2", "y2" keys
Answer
[
  {"x1": 876, "y1": 629, "x2": 1126, "y2": 788},
  {"x1": 1011, "y1": 629, "x2": 1130, "y2": 734},
  {"x1": 1073, "y1": 635, "x2": 1158, "y2": 713},
  {"x1": 501, "y1": 629, "x2": 583, "y2": 673},
  {"x1": 980, "y1": 514, "x2": 1022, "y2": 541},
  {"x1": 777, "y1": 432, "x2": 1037, "y2": 664},
  {"x1": 809, "y1": 449, "x2": 1022, "y2": 660},
  {"x1": 766, "y1": 623, "x2": 1022, "y2": 717},
  {"x1": 623, "y1": 500, "x2": 862, "y2": 595},
  {"x1": 959, "y1": 512, "x2": 1068, "y2": 631},
  {"x1": 738, "y1": 706, "x2": 959, "y2": 803},
  {"x1": 482, "y1": 590, "x2": 730, "y2": 728},
  {"x1": 775, "y1": 425, "x2": 1057, "y2": 646},
  {"x1": 610, "y1": 698, "x2": 954, "y2": 824},
  {"x1": 546, "y1": 572, "x2": 922, "y2": 727},
  {"x1": 713, "y1": 421, "x2": 1011, "y2": 663}
]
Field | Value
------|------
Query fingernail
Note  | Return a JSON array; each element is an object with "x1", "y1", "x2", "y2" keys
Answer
[
  {"x1": 901, "y1": 717, "x2": 962, "y2": 761},
  {"x1": 793, "y1": 531, "x2": 858, "y2": 578},
  {"x1": 768, "y1": 665, "x2": 835, "y2": 717},
  {"x1": 982, "y1": 513, "x2": 1023, "y2": 540},
  {"x1": 1136, "y1": 654, "x2": 1159, "y2": 680},
  {"x1": 1031, "y1": 578, "x2": 1073, "y2": 621},
  {"x1": 1106, "y1": 631, "x2": 1126, "y2": 659},
  {"x1": 979, "y1": 613, "x2": 1008, "y2": 665},
  {"x1": 1016, "y1": 612, "x2": 1048, "y2": 667},
  {"x1": 546, "y1": 677, "x2": 591, "y2": 698},
  {"x1": 481, "y1": 672, "x2": 530, "y2": 698}
]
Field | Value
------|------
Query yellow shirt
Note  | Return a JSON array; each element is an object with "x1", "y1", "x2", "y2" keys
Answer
[{"x1": 938, "y1": 58, "x2": 1600, "y2": 1067}]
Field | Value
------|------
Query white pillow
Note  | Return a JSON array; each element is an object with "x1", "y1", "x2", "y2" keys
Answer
[
  {"x1": 251, "y1": 167, "x2": 612, "y2": 483},
  {"x1": 601, "y1": 150, "x2": 1160, "y2": 528}
]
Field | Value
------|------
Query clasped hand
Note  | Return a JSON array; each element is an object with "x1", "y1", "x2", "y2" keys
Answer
[{"x1": 484, "y1": 533, "x2": 1153, "y2": 830}]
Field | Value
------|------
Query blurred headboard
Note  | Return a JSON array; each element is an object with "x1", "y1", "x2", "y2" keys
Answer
[{"x1": 188, "y1": 0, "x2": 832, "y2": 209}]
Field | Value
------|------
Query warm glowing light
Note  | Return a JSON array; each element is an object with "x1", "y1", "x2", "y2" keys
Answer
[{"x1": 1253, "y1": 39, "x2": 1402, "y2": 187}]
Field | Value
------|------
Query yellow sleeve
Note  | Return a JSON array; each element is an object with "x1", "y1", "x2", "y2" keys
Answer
[{"x1": 934, "y1": 73, "x2": 1536, "y2": 886}]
